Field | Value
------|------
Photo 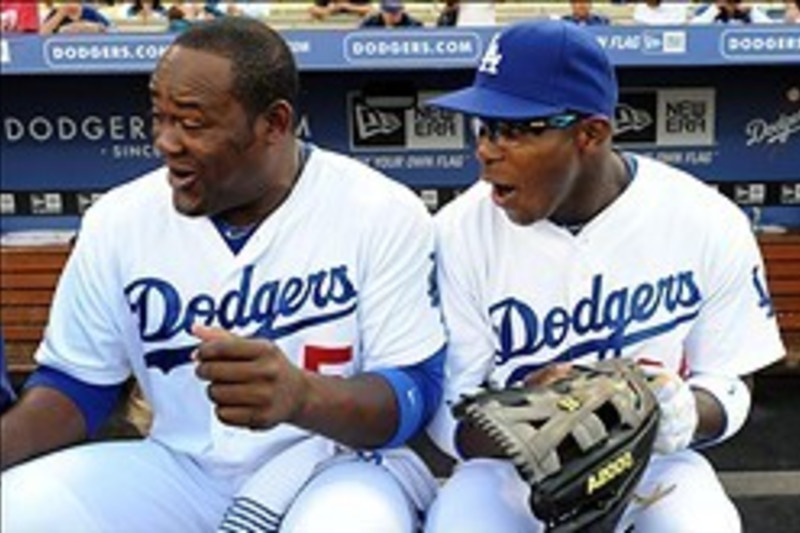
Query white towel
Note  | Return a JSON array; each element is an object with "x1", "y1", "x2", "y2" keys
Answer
[{"x1": 217, "y1": 436, "x2": 331, "y2": 532}]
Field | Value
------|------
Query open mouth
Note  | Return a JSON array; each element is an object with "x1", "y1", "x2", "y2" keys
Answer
[
  {"x1": 494, "y1": 184, "x2": 515, "y2": 197},
  {"x1": 168, "y1": 167, "x2": 197, "y2": 188},
  {"x1": 491, "y1": 183, "x2": 516, "y2": 205}
]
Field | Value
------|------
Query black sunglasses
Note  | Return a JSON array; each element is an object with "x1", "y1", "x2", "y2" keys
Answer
[{"x1": 471, "y1": 113, "x2": 586, "y2": 146}]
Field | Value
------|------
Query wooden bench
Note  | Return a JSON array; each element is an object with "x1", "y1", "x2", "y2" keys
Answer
[
  {"x1": 1, "y1": 243, "x2": 71, "y2": 379},
  {"x1": 2, "y1": 231, "x2": 800, "y2": 375},
  {"x1": 1, "y1": 230, "x2": 797, "y2": 441},
  {"x1": 758, "y1": 232, "x2": 800, "y2": 370},
  {"x1": 0, "y1": 242, "x2": 148, "y2": 436}
]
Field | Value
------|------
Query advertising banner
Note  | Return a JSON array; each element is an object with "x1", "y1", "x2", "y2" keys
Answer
[
  {"x1": 3, "y1": 26, "x2": 799, "y2": 75},
  {"x1": 1, "y1": 35, "x2": 798, "y2": 230}
]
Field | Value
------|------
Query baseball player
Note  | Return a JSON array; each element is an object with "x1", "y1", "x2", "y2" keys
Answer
[
  {"x1": 423, "y1": 20, "x2": 785, "y2": 532},
  {"x1": 1, "y1": 18, "x2": 445, "y2": 533}
]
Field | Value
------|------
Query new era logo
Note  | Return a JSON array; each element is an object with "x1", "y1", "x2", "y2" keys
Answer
[
  {"x1": 30, "y1": 193, "x2": 63, "y2": 215},
  {"x1": 354, "y1": 104, "x2": 402, "y2": 140},
  {"x1": 349, "y1": 91, "x2": 465, "y2": 152},
  {"x1": 614, "y1": 103, "x2": 653, "y2": 136},
  {"x1": 613, "y1": 92, "x2": 658, "y2": 145}
]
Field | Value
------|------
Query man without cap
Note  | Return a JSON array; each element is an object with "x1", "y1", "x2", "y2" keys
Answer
[
  {"x1": 423, "y1": 19, "x2": 784, "y2": 532},
  {"x1": 1, "y1": 17, "x2": 445, "y2": 533}
]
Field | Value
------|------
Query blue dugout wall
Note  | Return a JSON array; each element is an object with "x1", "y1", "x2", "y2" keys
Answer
[{"x1": 1, "y1": 25, "x2": 799, "y2": 232}]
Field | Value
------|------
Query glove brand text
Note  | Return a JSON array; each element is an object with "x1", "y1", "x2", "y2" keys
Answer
[{"x1": 586, "y1": 450, "x2": 634, "y2": 495}]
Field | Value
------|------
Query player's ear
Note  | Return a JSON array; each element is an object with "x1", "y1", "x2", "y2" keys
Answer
[
  {"x1": 575, "y1": 117, "x2": 612, "y2": 152},
  {"x1": 258, "y1": 100, "x2": 294, "y2": 142}
]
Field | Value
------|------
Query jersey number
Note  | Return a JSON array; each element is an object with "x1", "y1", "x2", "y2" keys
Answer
[{"x1": 304, "y1": 345, "x2": 353, "y2": 373}]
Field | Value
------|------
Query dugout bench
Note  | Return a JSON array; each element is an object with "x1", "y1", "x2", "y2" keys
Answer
[
  {"x1": 758, "y1": 232, "x2": 800, "y2": 373},
  {"x1": 5, "y1": 232, "x2": 797, "y2": 448},
  {"x1": 1, "y1": 243, "x2": 70, "y2": 378},
  {"x1": 3, "y1": 233, "x2": 800, "y2": 379},
  {"x1": 0, "y1": 241, "x2": 147, "y2": 436}
]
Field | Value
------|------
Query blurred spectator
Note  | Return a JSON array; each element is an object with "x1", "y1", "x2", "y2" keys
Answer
[
  {"x1": 436, "y1": 0, "x2": 459, "y2": 26},
  {"x1": 562, "y1": 0, "x2": 610, "y2": 26},
  {"x1": 126, "y1": 0, "x2": 167, "y2": 23},
  {"x1": 690, "y1": 0, "x2": 773, "y2": 24},
  {"x1": 309, "y1": 0, "x2": 372, "y2": 21},
  {"x1": 166, "y1": 0, "x2": 225, "y2": 32},
  {"x1": 222, "y1": 1, "x2": 272, "y2": 19},
  {"x1": 167, "y1": 3, "x2": 191, "y2": 32},
  {"x1": 633, "y1": 0, "x2": 689, "y2": 25},
  {"x1": 786, "y1": 0, "x2": 800, "y2": 22},
  {"x1": 202, "y1": 0, "x2": 227, "y2": 18},
  {"x1": 0, "y1": 1, "x2": 39, "y2": 33},
  {"x1": 457, "y1": 1, "x2": 498, "y2": 27},
  {"x1": 436, "y1": 1, "x2": 499, "y2": 27},
  {"x1": 41, "y1": 2, "x2": 113, "y2": 34},
  {"x1": 360, "y1": 0, "x2": 422, "y2": 27}
]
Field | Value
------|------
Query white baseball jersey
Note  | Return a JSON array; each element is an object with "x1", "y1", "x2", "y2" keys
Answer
[
  {"x1": 36, "y1": 146, "x2": 445, "y2": 476},
  {"x1": 428, "y1": 153, "x2": 785, "y2": 457}
]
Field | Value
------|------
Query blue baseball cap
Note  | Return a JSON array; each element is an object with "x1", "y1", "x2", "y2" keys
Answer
[
  {"x1": 381, "y1": 0, "x2": 404, "y2": 13},
  {"x1": 428, "y1": 19, "x2": 617, "y2": 120}
]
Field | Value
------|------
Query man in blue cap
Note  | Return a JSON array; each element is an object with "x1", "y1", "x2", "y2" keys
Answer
[
  {"x1": 423, "y1": 19, "x2": 784, "y2": 532},
  {"x1": 360, "y1": 0, "x2": 423, "y2": 27}
]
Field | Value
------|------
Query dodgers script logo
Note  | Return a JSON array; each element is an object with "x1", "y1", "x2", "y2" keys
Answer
[
  {"x1": 752, "y1": 265, "x2": 774, "y2": 317},
  {"x1": 745, "y1": 108, "x2": 800, "y2": 146},
  {"x1": 125, "y1": 264, "x2": 358, "y2": 373},
  {"x1": 490, "y1": 272, "x2": 702, "y2": 385}
]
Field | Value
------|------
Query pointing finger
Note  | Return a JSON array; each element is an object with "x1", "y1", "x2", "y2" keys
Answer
[
  {"x1": 192, "y1": 323, "x2": 235, "y2": 342},
  {"x1": 191, "y1": 323, "x2": 242, "y2": 362}
]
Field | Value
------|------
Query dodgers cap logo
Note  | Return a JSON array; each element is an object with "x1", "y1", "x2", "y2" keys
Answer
[
  {"x1": 428, "y1": 20, "x2": 618, "y2": 120},
  {"x1": 478, "y1": 34, "x2": 503, "y2": 75}
]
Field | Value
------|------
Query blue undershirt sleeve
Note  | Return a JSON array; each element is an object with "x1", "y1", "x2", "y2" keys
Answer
[
  {"x1": 0, "y1": 340, "x2": 16, "y2": 413},
  {"x1": 25, "y1": 366, "x2": 125, "y2": 437},
  {"x1": 372, "y1": 345, "x2": 446, "y2": 449}
]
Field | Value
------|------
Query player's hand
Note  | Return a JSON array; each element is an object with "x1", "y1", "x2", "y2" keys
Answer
[
  {"x1": 637, "y1": 360, "x2": 698, "y2": 454},
  {"x1": 522, "y1": 363, "x2": 573, "y2": 388},
  {"x1": 192, "y1": 324, "x2": 310, "y2": 431}
]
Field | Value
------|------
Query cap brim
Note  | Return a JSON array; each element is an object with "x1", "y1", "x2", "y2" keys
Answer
[{"x1": 426, "y1": 86, "x2": 563, "y2": 120}]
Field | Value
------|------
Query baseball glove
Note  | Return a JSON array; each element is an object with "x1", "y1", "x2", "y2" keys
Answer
[{"x1": 453, "y1": 359, "x2": 660, "y2": 532}]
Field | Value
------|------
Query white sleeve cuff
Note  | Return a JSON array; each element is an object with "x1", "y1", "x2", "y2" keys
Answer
[{"x1": 688, "y1": 373, "x2": 751, "y2": 447}]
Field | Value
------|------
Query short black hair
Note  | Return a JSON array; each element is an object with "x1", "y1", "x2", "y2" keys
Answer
[{"x1": 172, "y1": 17, "x2": 299, "y2": 121}]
